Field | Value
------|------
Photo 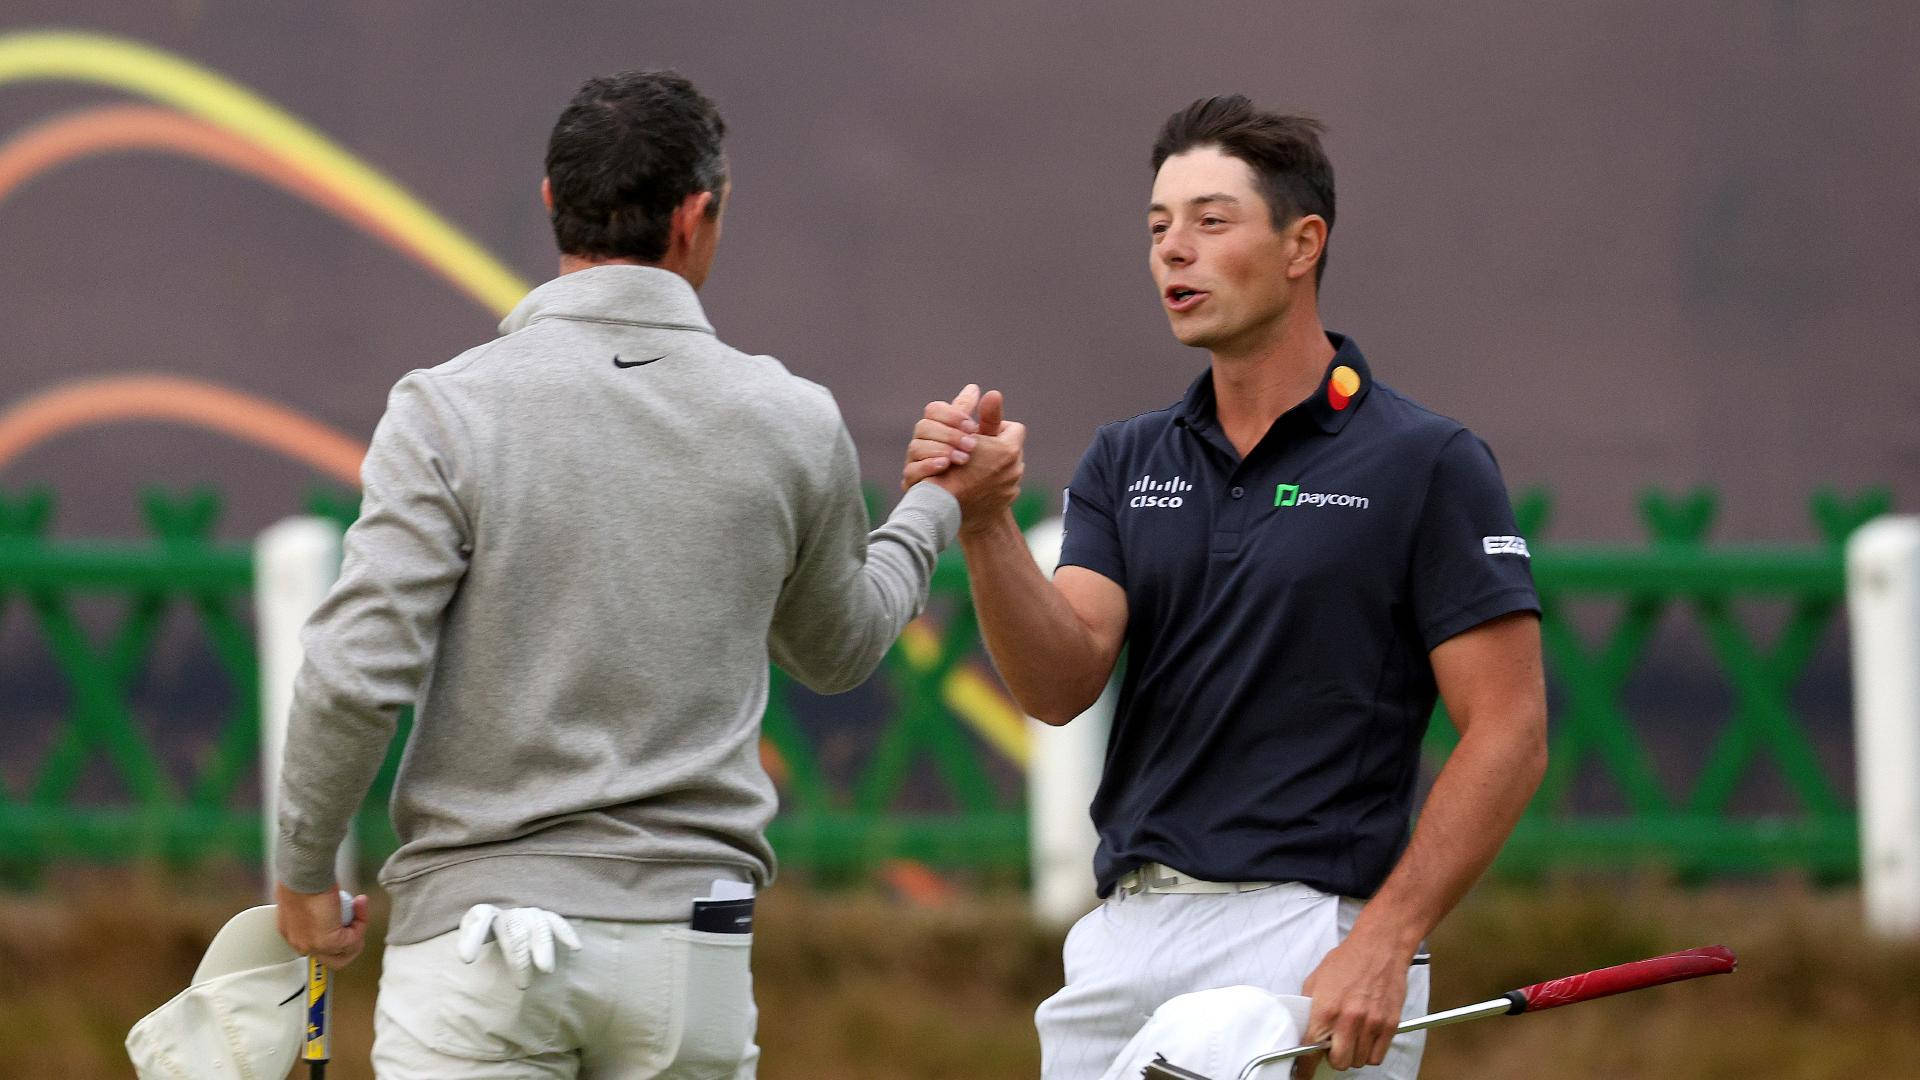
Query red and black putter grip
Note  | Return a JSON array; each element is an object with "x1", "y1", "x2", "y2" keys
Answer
[{"x1": 1502, "y1": 945, "x2": 1738, "y2": 1014}]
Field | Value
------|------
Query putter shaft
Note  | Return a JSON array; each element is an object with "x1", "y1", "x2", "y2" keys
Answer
[
  {"x1": 1234, "y1": 998, "x2": 1512, "y2": 1078},
  {"x1": 1139, "y1": 999, "x2": 1511, "y2": 1080}
]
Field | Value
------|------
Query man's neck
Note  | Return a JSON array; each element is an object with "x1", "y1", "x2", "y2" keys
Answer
[
  {"x1": 558, "y1": 253, "x2": 683, "y2": 280},
  {"x1": 1208, "y1": 305, "x2": 1336, "y2": 457}
]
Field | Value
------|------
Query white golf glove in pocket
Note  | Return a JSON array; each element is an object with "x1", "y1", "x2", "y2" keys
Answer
[{"x1": 455, "y1": 904, "x2": 583, "y2": 989}]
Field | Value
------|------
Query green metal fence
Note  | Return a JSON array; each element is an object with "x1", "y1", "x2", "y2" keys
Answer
[
  {"x1": 1442, "y1": 487, "x2": 1887, "y2": 877},
  {"x1": 0, "y1": 485, "x2": 1889, "y2": 880}
]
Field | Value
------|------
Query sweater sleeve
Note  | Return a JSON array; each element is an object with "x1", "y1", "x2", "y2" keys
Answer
[
  {"x1": 768, "y1": 421, "x2": 959, "y2": 694},
  {"x1": 275, "y1": 374, "x2": 475, "y2": 892}
]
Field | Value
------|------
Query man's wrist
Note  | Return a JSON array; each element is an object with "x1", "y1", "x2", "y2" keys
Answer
[
  {"x1": 956, "y1": 508, "x2": 1020, "y2": 543},
  {"x1": 275, "y1": 834, "x2": 342, "y2": 895},
  {"x1": 1346, "y1": 906, "x2": 1427, "y2": 958}
]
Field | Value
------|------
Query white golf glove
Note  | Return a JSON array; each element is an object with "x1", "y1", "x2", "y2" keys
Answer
[{"x1": 455, "y1": 904, "x2": 583, "y2": 989}]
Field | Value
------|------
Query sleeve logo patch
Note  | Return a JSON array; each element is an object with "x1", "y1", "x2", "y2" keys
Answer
[{"x1": 1483, "y1": 535, "x2": 1531, "y2": 558}]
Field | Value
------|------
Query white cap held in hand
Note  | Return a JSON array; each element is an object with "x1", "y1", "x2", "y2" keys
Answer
[
  {"x1": 126, "y1": 905, "x2": 306, "y2": 1079},
  {"x1": 1098, "y1": 985, "x2": 1335, "y2": 1080}
]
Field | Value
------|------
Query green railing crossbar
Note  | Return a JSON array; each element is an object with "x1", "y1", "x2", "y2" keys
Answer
[
  {"x1": 186, "y1": 591, "x2": 264, "y2": 812},
  {"x1": 0, "y1": 538, "x2": 252, "y2": 590},
  {"x1": 1686, "y1": 595, "x2": 1841, "y2": 816},
  {"x1": 1498, "y1": 813, "x2": 1859, "y2": 876},
  {"x1": 1532, "y1": 546, "x2": 1843, "y2": 594},
  {"x1": 27, "y1": 588, "x2": 178, "y2": 806},
  {"x1": 1531, "y1": 595, "x2": 1671, "y2": 814},
  {"x1": 857, "y1": 592, "x2": 997, "y2": 814}
]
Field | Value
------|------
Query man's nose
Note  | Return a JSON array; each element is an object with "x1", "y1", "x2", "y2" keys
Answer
[{"x1": 1158, "y1": 233, "x2": 1193, "y2": 267}]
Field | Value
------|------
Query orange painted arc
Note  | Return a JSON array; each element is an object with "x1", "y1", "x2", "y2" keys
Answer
[
  {"x1": 0, "y1": 375, "x2": 367, "y2": 485},
  {"x1": 0, "y1": 105, "x2": 454, "y2": 298}
]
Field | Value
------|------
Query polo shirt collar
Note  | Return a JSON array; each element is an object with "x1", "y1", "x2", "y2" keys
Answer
[
  {"x1": 498, "y1": 264, "x2": 717, "y2": 337},
  {"x1": 1174, "y1": 331, "x2": 1373, "y2": 437}
]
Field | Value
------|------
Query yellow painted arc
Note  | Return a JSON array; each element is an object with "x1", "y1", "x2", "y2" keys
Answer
[
  {"x1": 943, "y1": 669, "x2": 1031, "y2": 766},
  {"x1": 0, "y1": 29, "x2": 529, "y2": 316}
]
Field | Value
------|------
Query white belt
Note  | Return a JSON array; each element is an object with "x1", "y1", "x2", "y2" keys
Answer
[{"x1": 1114, "y1": 862, "x2": 1276, "y2": 896}]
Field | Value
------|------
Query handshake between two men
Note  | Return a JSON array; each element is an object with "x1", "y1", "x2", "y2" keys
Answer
[{"x1": 901, "y1": 383, "x2": 1028, "y2": 532}]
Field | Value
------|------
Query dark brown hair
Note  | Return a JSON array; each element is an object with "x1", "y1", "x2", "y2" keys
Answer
[
  {"x1": 1152, "y1": 96, "x2": 1334, "y2": 284},
  {"x1": 545, "y1": 70, "x2": 727, "y2": 262}
]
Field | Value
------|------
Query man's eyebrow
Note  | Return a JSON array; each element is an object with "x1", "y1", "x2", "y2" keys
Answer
[{"x1": 1147, "y1": 193, "x2": 1242, "y2": 214}]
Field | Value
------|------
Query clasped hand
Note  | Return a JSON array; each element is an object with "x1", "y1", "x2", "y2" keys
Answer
[{"x1": 901, "y1": 383, "x2": 1026, "y2": 531}]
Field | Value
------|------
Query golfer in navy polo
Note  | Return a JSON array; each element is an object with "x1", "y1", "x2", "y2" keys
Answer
[{"x1": 903, "y1": 97, "x2": 1548, "y2": 1079}]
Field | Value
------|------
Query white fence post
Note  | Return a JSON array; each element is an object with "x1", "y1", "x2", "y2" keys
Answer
[
  {"x1": 1847, "y1": 515, "x2": 1920, "y2": 938},
  {"x1": 1025, "y1": 516, "x2": 1115, "y2": 930},
  {"x1": 254, "y1": 516, "x2": 350, "y2": 897}
]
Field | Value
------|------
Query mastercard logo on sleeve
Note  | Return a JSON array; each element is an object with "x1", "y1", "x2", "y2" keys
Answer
[{"x1": 1327, "y1": 365, "x2": 1361, "y2": 410}]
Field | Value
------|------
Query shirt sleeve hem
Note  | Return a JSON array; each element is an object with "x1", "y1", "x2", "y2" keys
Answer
[
  {"x1": 276, "y1": 831, "x2": 343, "y2": 893},
  {"x1": 1055, "y1": 556, "x2": 1125, "y2": 590},
  {"x1": 894, "y1": 482, "x2": 961, "y2": 548},
  {"x1": 1420, "y1": 586, "x2": 1541, "y2": 651}
]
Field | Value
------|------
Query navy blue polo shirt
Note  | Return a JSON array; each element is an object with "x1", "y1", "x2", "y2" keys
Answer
[{"x1": 1058, "y1": 333, "x2": 1539, "y2": 899}]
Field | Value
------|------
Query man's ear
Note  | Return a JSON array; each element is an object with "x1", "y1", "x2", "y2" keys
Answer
[
  {"x1": 668, "y1": 190, "x2": 714, "y2": 240},
  {"x1": 541, "y1": 176, "x2": 554, "y2": 212},
  {"x1": 668, "y1": 190, "x2": 715, "y2": 251},
  {"x1": 1287, "y1": 214, "x2": 1328, "y2": 282}
]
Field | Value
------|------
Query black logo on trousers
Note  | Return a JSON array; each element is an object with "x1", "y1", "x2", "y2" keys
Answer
[{"x1": 612, "y1": 354, "x2": 665, "y2": 369}]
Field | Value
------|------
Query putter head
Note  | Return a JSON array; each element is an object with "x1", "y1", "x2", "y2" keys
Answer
[{"x1": 1142, "y1": 1055, "x2": 1217, "y2": 1080}]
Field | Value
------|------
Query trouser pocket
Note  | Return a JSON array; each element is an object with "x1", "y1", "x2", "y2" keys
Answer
[
  {"x1": 382, "y1": 930, "x2": 574, "y2": 1061},
  {"x1": 662, "y1": 927, "x2": 755, "y2": 1079}
]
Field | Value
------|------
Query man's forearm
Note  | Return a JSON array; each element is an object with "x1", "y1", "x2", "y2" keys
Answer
[
  {"x1": 769, "y1": 482, "x2": 957, "y2": 694},
  {"x1": 959, "y1": 512, "x2": 1113, "y2": 723},
  {"x1": 1348, "y1": 720, "x2": 1547, "y2": 953},
  {"x1": 276, "y1": 684, "x2": 398, "y2": 892}
]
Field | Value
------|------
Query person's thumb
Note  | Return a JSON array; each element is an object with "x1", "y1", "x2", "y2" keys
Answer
[
  {"x1": 952, "y1": 383, "x2": 982, "y2": 419},
  {"x1": 978, "y1": 390, "x2": 1004, "y2": 436},
  {"x1": 999, "y1": 419, "x2": 1027, "y2": 450}
]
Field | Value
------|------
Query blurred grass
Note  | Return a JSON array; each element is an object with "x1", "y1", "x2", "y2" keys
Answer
[{"x1": 4, "y1": 868, "x2": 1917, "y2": 1078}]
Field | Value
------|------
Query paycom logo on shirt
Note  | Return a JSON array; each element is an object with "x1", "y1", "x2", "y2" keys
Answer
[{"x1": 1274, "y1": 483, "x2": 1370, "y2": 510}]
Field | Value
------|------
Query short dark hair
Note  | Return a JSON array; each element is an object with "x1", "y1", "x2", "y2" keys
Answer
[
  {"x1": 1151, "y1": 96, "x2": 1335, "y2": 284},
  {"x1": 545, "y1": 70, "x2": 727, "y2": 262}
]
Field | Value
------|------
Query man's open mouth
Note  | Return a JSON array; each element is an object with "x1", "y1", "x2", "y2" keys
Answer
[{"x1": 1165, "y1": 287, "x2": 1207, "y2": 311}]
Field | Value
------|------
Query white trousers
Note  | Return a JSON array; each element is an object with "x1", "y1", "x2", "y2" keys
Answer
[
  {"x1": 1036, "y1": 882, "x2": 1429, "y2": 1080},
  {"x1": 372, "y1": 919, "x2": 758, "y2": 1080}
]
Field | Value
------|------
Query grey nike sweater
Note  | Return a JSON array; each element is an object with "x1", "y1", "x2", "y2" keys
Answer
[{"x1": 275, "y1": 265, "x2": 958, "y2": 943}]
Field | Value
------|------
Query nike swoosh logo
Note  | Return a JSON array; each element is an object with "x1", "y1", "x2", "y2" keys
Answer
[{"x1": 612, "y1": 354, "x2": 666, "y2": 369}]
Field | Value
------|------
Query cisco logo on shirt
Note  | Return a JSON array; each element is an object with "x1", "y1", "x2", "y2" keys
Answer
[{"x1": 1128, "y1": 474, "x2": 1192, "y2": 509}]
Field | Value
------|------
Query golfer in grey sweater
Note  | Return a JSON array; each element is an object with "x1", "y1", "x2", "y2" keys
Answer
[{"x1": 272, "y1": 71, "x2": 1025, "y2": 1079}]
